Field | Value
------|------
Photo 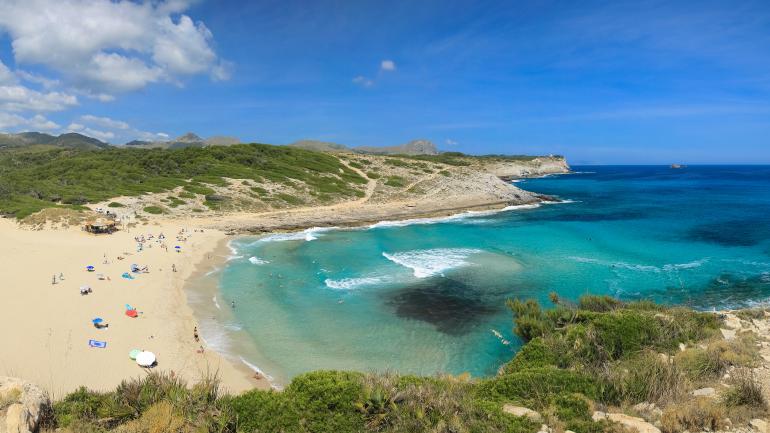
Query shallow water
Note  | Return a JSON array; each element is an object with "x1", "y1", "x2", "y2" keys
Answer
[{"x1": 196, "y1": 165, "x2": 770, "y2": 385}]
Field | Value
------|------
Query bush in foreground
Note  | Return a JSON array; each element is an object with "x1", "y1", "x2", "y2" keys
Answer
[{"x1": 47, "y1": 295, "x2": 766, "y2": 432}]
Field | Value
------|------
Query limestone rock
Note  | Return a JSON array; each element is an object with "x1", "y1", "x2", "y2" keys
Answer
[
  {"x1": 592, "y1": 411, "x2": 607, "y2": 422},
  {"x1": 502, "y1": 404, "x2": 543, "y2": 422},
  {"x1": 751, "y1": 418, "x2": 768, "y2": 433},
  {"x1": 692, "y1": 387, "x2": 716, "y2": 397},
  {"x1": 0, "y1": 377, "x2": 47, "y2": 433},
  {"x1": 721, "y1": 328, "x2": 737, "y2": 340},
  {"x1": 598, "y1": 412, "x2": 661, "y2": 433},
  {"x1": 724, "y1": 314, "x2": 743, "y2": 330}
]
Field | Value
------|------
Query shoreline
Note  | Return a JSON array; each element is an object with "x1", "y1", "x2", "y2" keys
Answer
[
  {"x1": 185, "y1": 194, "x2": 575, "y2": 388},
  {"x1": 183, "y1": 236, "x2": 281, "y2": 389}
]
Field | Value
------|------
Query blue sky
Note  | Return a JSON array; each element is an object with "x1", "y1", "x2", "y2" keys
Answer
[{"x1": 1, "y1": 0, "x2": 769, "y2": 164}]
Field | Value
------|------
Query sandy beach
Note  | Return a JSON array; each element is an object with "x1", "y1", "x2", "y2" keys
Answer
[{"x1": 0, "y1": 218, "x2": 266, "y2": 397}]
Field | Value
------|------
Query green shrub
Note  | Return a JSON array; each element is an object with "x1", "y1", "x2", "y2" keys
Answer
[
  {"x1": 477, "y1": 367, "x2": 601, "y2": 406},
  {"x1": 285, "y1": 371, "x2": 366, "y2": 433},
  {"x1": 383, "y1": 176, "x2": 406, "y2": 188},
  {"x1": 142, "y1": 206, "x2": 165, "y2": 215},
  {"x1": 107, "y1": 202, "x2": 124, "y2": 208},
  {"x1": 502, "y1": 337, "x2": 559, "y2": 372},
  {"x1": 229, "y1": 390, "x2": 299, "y2": 432}
]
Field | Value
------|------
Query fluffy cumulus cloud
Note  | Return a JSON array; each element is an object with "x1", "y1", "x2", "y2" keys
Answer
[
  {"x1": 0, "y1": 112, "x2": 59, "y2": 130},
  {"x1": 0, "y1": 0, "x2": 228, "y2": 94},
  {"x1": 0, "y1": 0, "x2": 226, "y2": 136},
  {"x1": 0, "y1": 85, "x2": 78, "y2": 112}
]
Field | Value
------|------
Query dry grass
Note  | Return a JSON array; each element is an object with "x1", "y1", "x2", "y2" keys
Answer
[
  {"x1": 20, "y1": 208, "x2": 87, "y2": 229},
  {"x1": 607, "y1": 350, "x2": 689, "y2": 405},
  {"x1": 0, "y1": 387, "x2": 21, "y2": 410},
  {"x1": 674, "y1": 333, "x2": 758, "y2": 384},
  {"x1": 723, "y1": 368, "x2": 766, "y2": 409},
  {"x1": 112, "y1": 401, "x2": 190, "y2": 433},
  {"x1": 660, "y1": 397, "x2": 726, "y2": 433}
]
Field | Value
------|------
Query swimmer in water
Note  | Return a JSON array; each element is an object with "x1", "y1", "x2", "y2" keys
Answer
[{"x1": 231, "y1": 300, "x2": 236, "y2": 308}]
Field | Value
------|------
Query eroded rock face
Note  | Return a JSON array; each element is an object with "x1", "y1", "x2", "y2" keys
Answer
[{"x1": 0, "y1": 377, "x2": 47, "y2": 433}]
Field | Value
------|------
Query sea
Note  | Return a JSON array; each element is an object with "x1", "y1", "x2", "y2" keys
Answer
[{"x1": 187, "y1": 165, "x2": 770, "y2": 386}]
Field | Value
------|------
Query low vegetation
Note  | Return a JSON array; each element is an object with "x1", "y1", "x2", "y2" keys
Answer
[
  {"x1": 0, "y1": 143, "x2": 366, "y2": 218},
  {"x1": 43, "y1": 295, "x2": 766, "y2": 432}
]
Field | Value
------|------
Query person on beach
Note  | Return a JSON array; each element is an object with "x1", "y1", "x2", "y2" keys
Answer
[
  {"x1": 194, "y1": 327, "x2": 199, "y2": 342},
  {"x1": 52, "y1": 275, "x2": 56, "y2": 285},
  {"x1": 172, "y1": 264, "x2": 176, "y2": 272},
  {"x1": 59, "y1": 272, "x2": 64, "y2": 280}
]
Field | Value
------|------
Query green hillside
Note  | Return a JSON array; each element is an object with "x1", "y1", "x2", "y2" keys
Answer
[{"x1": 0, "y1": 143, "x2": 366, "y2": 218}]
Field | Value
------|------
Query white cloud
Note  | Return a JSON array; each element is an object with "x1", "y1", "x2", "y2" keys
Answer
[
  {"x1": 0, "y1": 0, "x2": 229, "y2": 96},
  {"x1": 380, "y1": 59, "x2": 396, "y2": 71},
  {"x1": 352, "y1": 75, "x2": 374, "y2": 88},
  {"x1": 66, "y1": 123, "x2": 114, "y2": 141},
  {"x1": 80, "y1": 114, "x2": 129, "y2": 130},
  {"x1": 0, "y1": 112, "x2": 25, "y2": 129},
  {"x1": 445, "y1": 139, "x2": 458, "y2": 146},
  {"x1": 0, "y1": 61, "x2": 17, "y2": 85},
  {"x1": 0, "y1": 112, "x2": 58, "y2": 130},
  {"x1": 71, "y1": 114, "x2": 168, "y2": 143},
  {"x1": 26, "y1": 114, "x2": 59, "y2": 130},
  {"x1": 16, "y1": 70, "x2": 58, "y2": 89},
  {"x1": 0, "y1": 85, "x2": 78, "y2": 111}
]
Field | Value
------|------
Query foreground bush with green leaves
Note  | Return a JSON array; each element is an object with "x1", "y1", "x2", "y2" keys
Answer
[{"x1": 46, "y1": 296, "x2": 766, "y2": 432}]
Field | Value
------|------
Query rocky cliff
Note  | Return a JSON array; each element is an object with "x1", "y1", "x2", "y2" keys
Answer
[{"x1": 482, "y1": 156, "x2": 570, "y2": 179}]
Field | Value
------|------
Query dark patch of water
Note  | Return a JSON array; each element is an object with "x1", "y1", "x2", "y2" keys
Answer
[{"x1": 385, "y1": 277, "x2": 502, "y2": 336}]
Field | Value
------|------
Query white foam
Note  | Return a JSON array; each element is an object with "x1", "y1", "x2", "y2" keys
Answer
[
  {"x1": 570, "y1": 256, "x2": 708, "y2": 273},
  {"x1": 248, "y1": 256, "x2": 270, "y2": 265},
  {"x1": 254, "y1": 227, "x2": 337, "y2": 243},
  {"x1": 382, "y1": 248, "x2": 482, "y2": 278},
  {"x1": 212, "y1": 296, "x2": 221, "y2": 310},
  {"x1": 324, "y1": 276, "x2": 387, "y2": 290},
  {"x1": 240, "y1": 357, "x2": 277, "y2": 387},
  {"x1": 368, "y1": 204, "x2": 542, "y2": 229},
  {"x1": 205, "y1": 267, "x2": 220, "y2": 277}
]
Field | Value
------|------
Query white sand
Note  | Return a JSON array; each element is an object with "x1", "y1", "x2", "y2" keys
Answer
[{"x1": 0, "y1": 218, "x2": 266, "y2": 397}]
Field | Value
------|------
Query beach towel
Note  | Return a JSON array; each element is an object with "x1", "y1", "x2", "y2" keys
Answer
[
  {"x1": 121, "y1": 272, "x2": 134, "y2": 280},
  {"x1": 89, "y1": 339, "x2": 107, "y2": 348}
]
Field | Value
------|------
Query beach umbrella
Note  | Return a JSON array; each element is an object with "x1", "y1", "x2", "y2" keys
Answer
[
  {"x1": 92, "y1": 318, "x2": 103, "y2": 324},
  {"x1": 125, "y1": 309, "x2": 138, "y2": 318},
  {"x1": 86, "y1": 265, "x2": 95, "y2": 272},
  {"x1": 136, "y1": 351, "x2": 156, "y2": 367},
  {"x1": 128, "y1": 349, "x2": 141, "y2": 360}
]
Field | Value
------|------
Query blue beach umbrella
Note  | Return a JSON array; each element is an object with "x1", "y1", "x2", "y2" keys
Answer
[
  {"x1": 86, "y1": 265, "x2": 95, "y2": 272},
  {"x1": 92, "y1": 317, "x2": 103, "y2": 324}
]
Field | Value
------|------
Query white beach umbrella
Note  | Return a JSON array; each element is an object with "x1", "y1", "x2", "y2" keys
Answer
[{"x1": 135, "y1": 351, "x2": 156, "y2": 367}]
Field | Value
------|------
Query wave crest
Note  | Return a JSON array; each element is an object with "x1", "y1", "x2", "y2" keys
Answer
[{"x1": 382, "y1": 248, "x2": 483, "y2": 278}]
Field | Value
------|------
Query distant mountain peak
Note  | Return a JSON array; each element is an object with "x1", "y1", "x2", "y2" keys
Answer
[
  {"x1": 175, "y1": 132, "x2": 204, "y2": 143},
  {"x1": 354, "y1": 138, "x2": 439, "y2": 155}
]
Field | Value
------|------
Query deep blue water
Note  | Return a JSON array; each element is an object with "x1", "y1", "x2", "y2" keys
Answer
[{"x1": 204, "y1": 166, "x2": 770, "y2": 385}]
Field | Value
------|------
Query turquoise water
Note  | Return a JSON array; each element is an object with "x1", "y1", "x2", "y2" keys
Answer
[{"x1": 207, "y1": 166, "x2": 770, "y2": 385}]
